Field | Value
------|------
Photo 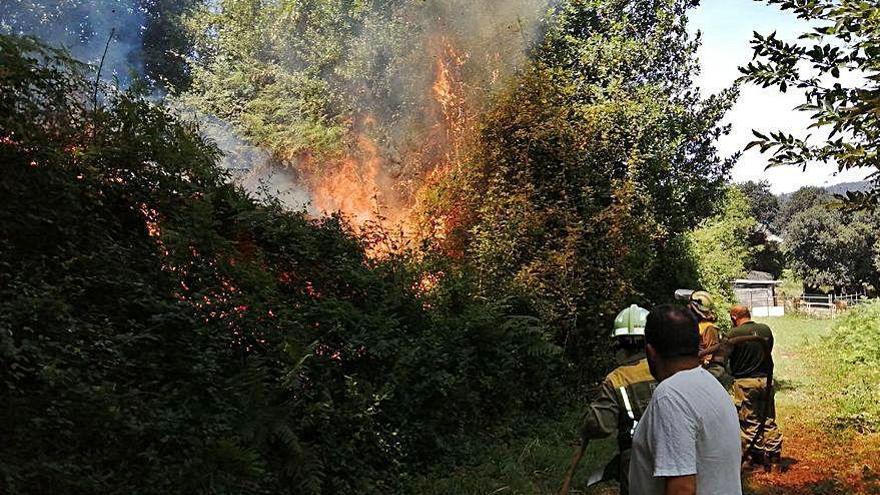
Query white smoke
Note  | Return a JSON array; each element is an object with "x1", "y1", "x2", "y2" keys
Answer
[{"x1": 195, "y1": 113, "x2": 313, "y2": 212}]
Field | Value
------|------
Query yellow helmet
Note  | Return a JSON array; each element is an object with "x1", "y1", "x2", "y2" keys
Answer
[{"x1": 688, "y1": 290, "x2": 715, "y2": 321}]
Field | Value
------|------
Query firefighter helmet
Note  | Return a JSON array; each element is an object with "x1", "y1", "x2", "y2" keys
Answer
[
  {"x1": 688, "y1": 290, "x2": 715, "y2": 321},
  {"x1": 612, "y1": 304, "x2": 649, "y2": 338}
]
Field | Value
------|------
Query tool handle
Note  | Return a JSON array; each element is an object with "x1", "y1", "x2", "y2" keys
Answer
[{"x1": 558, "y1": 441, "x2": 588, "y2": 495}]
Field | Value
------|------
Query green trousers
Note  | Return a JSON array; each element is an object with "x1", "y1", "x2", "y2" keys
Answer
[{"x1": 733, "y1": 377, "x2": 783, "y2": 457}]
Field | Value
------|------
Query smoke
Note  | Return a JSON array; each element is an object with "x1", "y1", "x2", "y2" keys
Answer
[
  {"x1": 0, "y1": 0, "x2": 144, "y2": 83},
  {"x1": 1, "y1": 2, "x2": 313, "y2": 212},
  {"x1": 195, "y1": 113, "x2": 313, "y2": 212},
  {"x1": 2, "y1": 0, "x2": 557, "y2": 222},
  {"x1": 295, "y1": 0, "x2": 554, "y2": 224}
]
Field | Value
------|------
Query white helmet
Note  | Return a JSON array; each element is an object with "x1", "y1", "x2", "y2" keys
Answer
[{"x1": 612, "y1": 304, "x2": 649, "y2": 338}]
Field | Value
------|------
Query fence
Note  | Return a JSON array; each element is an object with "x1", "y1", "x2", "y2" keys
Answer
[{"x1": 786, "y1": 291, "x2": 871, "y2": 317}]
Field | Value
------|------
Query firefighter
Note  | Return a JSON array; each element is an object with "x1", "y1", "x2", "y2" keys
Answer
[
  {"x1": 688, "y1": 290, "x2": 726, "y2": 381},
  {"x1": 728, "y1": 304, "x2": 783, "y2": 471},
  {"x1": 579, "y1": 304, "x2": 656, "y2": 495}
]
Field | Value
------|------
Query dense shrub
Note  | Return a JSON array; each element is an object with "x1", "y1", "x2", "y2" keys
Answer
[
  {"x1": 821, "y1": 302, "x2": 880, "y2": 433},
  {"x1": 0, "y1": 35, "x2": 563, "y2": 494}
]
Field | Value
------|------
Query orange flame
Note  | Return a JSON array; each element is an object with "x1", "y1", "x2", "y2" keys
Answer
[
  {"x1": 312, "y1": 132, "x2": 389, "y2": 225},
  {"x1": 305, "y1": 36, "x2": 471, "y2": 254}
]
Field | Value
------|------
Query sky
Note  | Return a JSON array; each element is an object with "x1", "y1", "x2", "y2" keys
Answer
[{"x1": 689, "y1": 0, "x2": 870, "y2": 194}]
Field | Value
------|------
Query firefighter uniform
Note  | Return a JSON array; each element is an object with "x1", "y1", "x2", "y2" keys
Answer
[
  {"x1": 690, "y1": 291, "x2": 727, "y2": 383},
  {"x1": 581, "y1": 353, "x2": 656, "y2": 495},
  {"x1": 729, "y1": 320, "x2": 783, "y2": 460}
]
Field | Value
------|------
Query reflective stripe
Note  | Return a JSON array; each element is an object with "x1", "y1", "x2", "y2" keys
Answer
[
  {"x1": 619, "y1": 386, "x2": 638, "y2": 435},
  {"x1": 613, "y1": 327, "x2": 646, "y2": 337}
]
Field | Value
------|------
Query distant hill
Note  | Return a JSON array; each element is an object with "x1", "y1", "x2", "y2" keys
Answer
[
  {"x1": 825, "y1": 180, "x2": 874, "y2": 196},
  {"x1": 778, "y1": 180, "x2": 872, "y2": 201}
]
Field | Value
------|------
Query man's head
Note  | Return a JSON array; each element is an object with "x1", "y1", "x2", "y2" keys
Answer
[
  {"x1": 729, "y1": 305, "x2": 752, "y2": 327},
  {"x1": 644, "y1": 304, "x2": 700, "y2": 381}
]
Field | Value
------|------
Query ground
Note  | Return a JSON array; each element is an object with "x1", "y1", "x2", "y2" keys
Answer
[
  {"x1": 405, "y1": 315, "x2": 880, "y2": 494},
  {"x1": 743, "y1": 316, "x2": 880, "y2": 495}
]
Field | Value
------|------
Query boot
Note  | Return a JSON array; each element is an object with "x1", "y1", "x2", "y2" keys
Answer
[
  {"x1": 742, "y1": 452, "x2": 764, "y2": 472},
  {"x1": 768, "y1": 453, "x2": 785, "y2": 474}
]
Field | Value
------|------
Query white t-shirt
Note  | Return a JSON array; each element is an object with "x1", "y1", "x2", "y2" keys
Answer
[{"x1": 629, "y1": 366, "x2": 742, "y2": 495}]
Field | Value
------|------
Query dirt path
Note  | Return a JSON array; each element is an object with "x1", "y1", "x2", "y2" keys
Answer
[{"x1": 743, "y1": 317, "x2": 880, "y2": 495}]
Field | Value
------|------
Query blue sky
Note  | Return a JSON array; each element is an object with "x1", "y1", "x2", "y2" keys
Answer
[{"x1": 690, "y1": 0, "x2": 869, "y2": 193}]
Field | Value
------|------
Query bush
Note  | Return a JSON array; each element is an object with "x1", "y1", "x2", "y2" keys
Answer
[
  {"x1": 821, "y1": 302, "x2": 880, "y2": 433},
  {"x1": 0, "y1": 35, "x2": 563, "y2": 494}
]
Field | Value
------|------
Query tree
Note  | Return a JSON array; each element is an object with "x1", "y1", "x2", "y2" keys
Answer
[
  {"x1": 738, "y1": 180, "x2": 779, "y2": 227},
  {"x1": 775, "y1": 185, "x2": 828, "y2": 233},
  {"x1": 740, "y1": 0, "x2": 880, "y2": 208},
  {"x1": 423, "y1": 0, "x2": 736, "y2": 366},
  {"x1": 687, "y1": 187, "x2": 756, "y2": 303},
  {"x1": 140, "y1": 0, "x2": 201, "y2": 90},
  {"x1": 784, "y1": 202, "x2": 880, "y2": 292}
]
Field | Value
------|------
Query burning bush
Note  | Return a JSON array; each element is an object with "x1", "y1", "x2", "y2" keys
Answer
[
  {"x1": 0, "y1": 35, "x2": 563, "y2": 494},
  {"x1": 423, "y1": 0, "x2": 736, "y2": 370}
]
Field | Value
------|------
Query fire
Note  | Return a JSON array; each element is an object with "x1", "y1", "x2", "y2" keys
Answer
[
  {"x1": 311, "y1": 131, "x2": 390, "y2": 226},
  {"x1": 304, "y1": 35, "x2": 471, "y2": 255}
]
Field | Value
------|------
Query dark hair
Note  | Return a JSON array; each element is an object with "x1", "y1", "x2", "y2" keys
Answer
[
  {"x1": 616, "y1": 335, "x2": 645, "y2": 352},
  {"x1": 645, "y1": 304, "x2": 699, "y2": 358}
]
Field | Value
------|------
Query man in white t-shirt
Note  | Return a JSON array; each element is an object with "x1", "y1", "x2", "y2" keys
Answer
[{"x1": 629, "y1": 305, "x2": 742, "y2": 495}]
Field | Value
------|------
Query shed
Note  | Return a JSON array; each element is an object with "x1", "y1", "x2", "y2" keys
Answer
[{"x1": 732, "y1": 271, "x2": 784, "y2": 317}]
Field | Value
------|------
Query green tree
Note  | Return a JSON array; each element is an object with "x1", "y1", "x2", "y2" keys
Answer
[
  {"x1": 738, "y1": 180, "x2": 779, "y2": 227},
  {"x1": 740, "y1": 0, "x2": 880, "y2": 207},
  {"x1": 140, "y1": 0, "x2": 201, "y2": 90},
  {"x1": 775, "y1": 185, "x2": 828, "y2": 233},
  {"x1": 424, "y1": 0, "x2": 736, "y2": 366},
  {"x1": 687, "y1": 187, "x2": 756, "y2": 303},
  {"x1": 784, "y1": 202, "x2": 880, "y2": 292}
]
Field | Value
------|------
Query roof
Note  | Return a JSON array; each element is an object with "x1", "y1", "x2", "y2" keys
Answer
[{"x1": 733, "y1": 279, "x2": 782, "y2": 286}]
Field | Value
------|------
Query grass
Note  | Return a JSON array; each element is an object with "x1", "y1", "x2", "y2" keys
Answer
[
  {"x1": 753, "y1": 315, "x2": 835, "y2": 420},
  {"x1": 745, "y1": 306, "x2": 880, "y2": 495},
  {"x1": 402, "y1": 409, "x2": 617, "y2": 495}
]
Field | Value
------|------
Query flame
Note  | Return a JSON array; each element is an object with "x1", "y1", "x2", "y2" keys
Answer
[
  {"x1": 304, "y1": 36, "x2": 471, "y2": 255},
  {"x1": 312, "y1": 132, "x2": 388, "y2": 225}
]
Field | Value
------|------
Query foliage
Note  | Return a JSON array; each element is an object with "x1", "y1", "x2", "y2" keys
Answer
[
  {"x1": 774, "y1": 185, "x2": 827, "y2": 233},
  {"x1": 820, "y1": 302, "x2": 880, "y2": 432},
  {"x1": 738, "y1": 180, "x2": 779, "y2": 227},
  {"x1": 402, "y1": 409, "x2": 617, "y2": 495},
  {"x1": 736, "y1": 180, "x2": 784, "y2": 277},
  {"x1": 687, "y1": 187, "x2": 756, "y2": 304},
  {"x1": 140, "y1": 0, "x2": 201, "y2": 90},
  {"x1": 0, "y1": 0, "x2": 198, "y2": 91},
  {"x1": 778, "y1": 268, "x2": 805, "y2": 298},
  {"x1": 0, "y1": 35, "x2": 564, "y2": 494},
  {"x1": 420, "y1": 0, "x2": 736, "y2": 368},
  {"x1": 781, "y1": 187, "x2": 880, "y2": 291},
  {"x1": 179, "y1": 0, "x2": 545, "y2": 180},
  {"x1": 740, "y1": 0, "x2": 880, "y2": 208}
]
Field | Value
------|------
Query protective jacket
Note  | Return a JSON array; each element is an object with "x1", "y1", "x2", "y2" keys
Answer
[
  {"x1": 698, "y1": 320, "x2": 721, "y2": 366},
  {"x1": 581, "y1": 353, "x2": 656, "y2": 494},
  {"x1": 728, "y1": 321, "x2": 774, "y2": 378}
]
